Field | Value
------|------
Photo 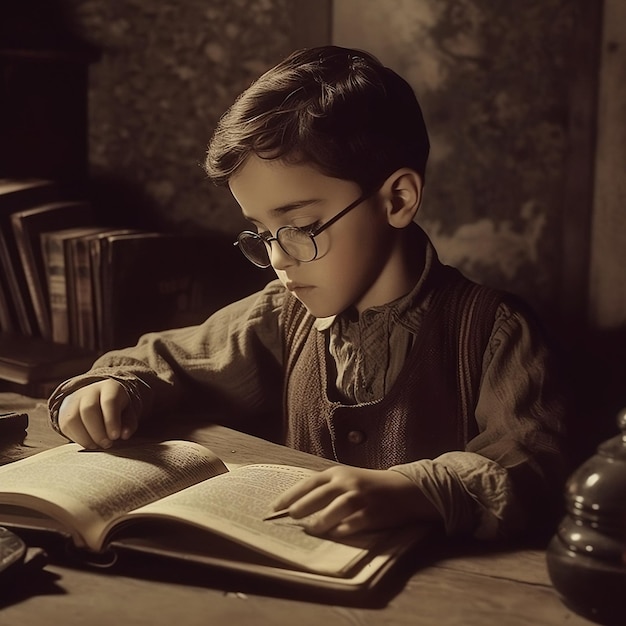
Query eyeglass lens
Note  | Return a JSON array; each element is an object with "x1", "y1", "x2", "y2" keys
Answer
[
  {"x1": 237, "y1": 234, "x2": 270, "y2": 267},
  {"x1": 278, "y1": 228, "x2": 317, "y2": 262}
]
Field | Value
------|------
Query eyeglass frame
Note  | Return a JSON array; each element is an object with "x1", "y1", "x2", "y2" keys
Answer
[{"x1": 234, "y1": 189, "x2": 377, "y2": 268}]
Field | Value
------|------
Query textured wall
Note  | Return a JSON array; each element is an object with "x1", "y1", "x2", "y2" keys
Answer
[
  {"x1": 334, "y1": 0, "x2": 579, "y2": 320},
  {"x1": 63, "y1": 0, "x2": 299, "y2": 235},
  {"x1": 589, "y1": 0, "x2": 626, "y2": 329}
]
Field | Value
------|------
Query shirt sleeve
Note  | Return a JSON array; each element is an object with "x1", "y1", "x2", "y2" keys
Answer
[
  {"x1": 48, "y1": 280, "x2": 287, "y2": 432},
  {"x1": 390, "y1": 302, "x2": 571, "y2": 539}
]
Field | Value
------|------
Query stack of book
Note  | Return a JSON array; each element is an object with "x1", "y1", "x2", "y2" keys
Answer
[{"x1": 0, "y1": 179, "x2": 270, "y2": 394}]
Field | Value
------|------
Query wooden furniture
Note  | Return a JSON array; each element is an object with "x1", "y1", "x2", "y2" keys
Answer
[{"x1": 0, "y1": 393, "x2": 596, "y2": 625}]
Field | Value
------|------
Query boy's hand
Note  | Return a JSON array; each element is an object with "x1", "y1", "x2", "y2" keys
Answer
[
  {"x1": 57, "y1": 380, "x2": 137, "y2": 450},
  {"x1": 270, "y1": 466, "x2": 440, "y2": 537}
]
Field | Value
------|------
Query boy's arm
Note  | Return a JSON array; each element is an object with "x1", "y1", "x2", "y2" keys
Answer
[
  {"x1": 391, "y1": 303, "x2": 571, "y2": 539},
  {"x1": 49, "y1": 280, "x2": 287, "y2": 433}
]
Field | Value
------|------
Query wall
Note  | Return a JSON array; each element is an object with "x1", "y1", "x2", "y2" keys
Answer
[
  {"x1": 585, "y1": 0, "x2": 626, "y2": 439},
  {"x1": 60, "y1": 0, "x2": 331, "y2": 235},
  {"x1": 589, "y1": 0, "x2": 626, "y2": 330}
]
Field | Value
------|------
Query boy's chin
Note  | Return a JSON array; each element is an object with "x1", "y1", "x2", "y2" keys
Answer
[
  {"x1": 304, "y1": 304, "x2": 337, "y2": 319},
  {"x1": 286, "y1": 286, "x2": 349, "y2": 319},
  {"x1": 297, "y1": 298, "x2": 340, "y2": 320}
]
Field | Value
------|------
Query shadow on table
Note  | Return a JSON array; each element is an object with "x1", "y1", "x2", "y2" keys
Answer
[{"x1": 0, "y1": 547, "x2": 65, "y2": 609}]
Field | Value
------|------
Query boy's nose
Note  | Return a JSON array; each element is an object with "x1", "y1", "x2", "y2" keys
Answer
[{"x1": 269, "y1": 241, "x2": 296, "y2": 270}]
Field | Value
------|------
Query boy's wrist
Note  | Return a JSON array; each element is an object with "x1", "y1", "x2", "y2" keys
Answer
[
  {"x1": 48, "y1": 387, "x2": 75, "y2": 440},
  {"x1": 47, "y1": 374, "x2": 148, "y2": 438}
]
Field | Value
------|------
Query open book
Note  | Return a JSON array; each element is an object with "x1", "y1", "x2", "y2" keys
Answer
[{"x1": 0, "y1": 440, "x2": 430, "y2": 595}]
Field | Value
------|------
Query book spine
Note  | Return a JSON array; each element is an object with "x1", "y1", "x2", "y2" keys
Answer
[
  {"x1": 10, "y1": 216, "x2": 52, "y2": 339},
  {"x1": 90, "y1": 237, "x2": 109, "y2": 352},
  {"x1": 0, "y1": 272, "x2": 16, "y2": 332},
  {"x1": 0, "y1": 232, "x2": 37, "y2": 335},
  {"x1": 89, "y1": 229, "x2": 136, "y2": 352},
  {"x1": 71, "y1": 237, "x2": 97, "y2": 350},
  {"x1": 41, "y1": 234, "x2": 70, "y2": 345},
  {"x1": 100, "y1": 237, "x2": 114, "y2": 352},
  {"x1": 64, "y1": 238, "x2": 79, "y2": 347}
]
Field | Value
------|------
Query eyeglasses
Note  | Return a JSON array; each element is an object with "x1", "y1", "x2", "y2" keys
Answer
[{"x1": 234, "y1": 191, "x2": 374, "y2": 268}]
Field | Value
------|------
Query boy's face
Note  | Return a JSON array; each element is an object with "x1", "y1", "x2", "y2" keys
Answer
[{"x1": 229, "y1": 155, "x2": 405, "y2": 318}]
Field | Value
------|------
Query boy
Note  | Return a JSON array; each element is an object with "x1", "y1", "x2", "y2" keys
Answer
[{"x1": 49, "y1": 46, "x2": 569, "y2": 540}]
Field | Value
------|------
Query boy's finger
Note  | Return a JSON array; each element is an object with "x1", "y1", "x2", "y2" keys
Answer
[
  {"x1": 288, "y1": 483, "x2": 344, "y2": 518},
  {"x1": 100, "y1": 384, "x2": 128, "y2": 441},
  {"x1": 62, "y1": 418, "x2": 100, "y2": 450},
  {"x1": 327, "y1": 509, "x2": 370, "y2": 538},
  {"x1": 304, "y1": 491, "x2": 363, "y2": 534},
  {"x1": 271, "y1": 472, "x2": 332, "y2": 510},
  {"x1": 78, "y1": 397, "x2": 111, "y2": 449}
]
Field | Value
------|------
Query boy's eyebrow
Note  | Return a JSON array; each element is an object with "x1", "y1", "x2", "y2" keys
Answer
[{"x1": 242, "y1": 198, "x2": 322, "y2": 223}]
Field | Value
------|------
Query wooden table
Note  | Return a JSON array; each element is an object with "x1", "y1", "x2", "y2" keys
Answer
[{"x1": 0, "y1": 393, "x2": 596, "y2": 626}]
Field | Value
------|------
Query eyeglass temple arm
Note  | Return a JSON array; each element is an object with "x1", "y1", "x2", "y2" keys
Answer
[{"x1": 310, "y1": 189, "x2": 377, "y2": 237}]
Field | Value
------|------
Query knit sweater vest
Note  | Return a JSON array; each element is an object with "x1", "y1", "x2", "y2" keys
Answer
[{"x1": 281, "y1": 266, "x2": 505, "y2": 469}]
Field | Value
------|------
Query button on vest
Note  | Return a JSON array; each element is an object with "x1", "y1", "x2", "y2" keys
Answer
[{"x1": 347, "y1": 430, "x2": 366, "y2": 444}]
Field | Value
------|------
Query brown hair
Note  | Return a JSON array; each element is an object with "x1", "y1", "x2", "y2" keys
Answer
[{"x1": 205, "y1": 45, "x2": 430, "y2": 193}]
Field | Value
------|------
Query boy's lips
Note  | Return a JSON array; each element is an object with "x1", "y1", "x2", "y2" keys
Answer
[{"x1": 285, "y1": 282, "x2": 313, "y2": 292}]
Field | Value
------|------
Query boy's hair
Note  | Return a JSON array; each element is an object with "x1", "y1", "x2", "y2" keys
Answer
[{"x1": 205, "y1": 45, "x2": 429, "y2": 192}]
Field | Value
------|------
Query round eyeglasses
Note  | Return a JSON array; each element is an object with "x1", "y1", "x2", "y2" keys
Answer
[{"x1": 234, "y1": 191, "x2": 373, "y2": 268}]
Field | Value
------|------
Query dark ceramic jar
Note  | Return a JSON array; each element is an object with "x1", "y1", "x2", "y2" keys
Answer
[{"x1": 547, "y1": 409, "x2": 626, "y2": 625}]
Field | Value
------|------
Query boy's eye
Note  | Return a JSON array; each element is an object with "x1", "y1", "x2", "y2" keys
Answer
[
  {"x1": 299, "y1": 221, "x2": 321, "y2": 234},
  {"x1": 255, "y1": 221, "x2": 321, "y2": 239}
]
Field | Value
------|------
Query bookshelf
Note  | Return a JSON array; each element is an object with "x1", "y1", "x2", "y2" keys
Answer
[{"x1": 0, "y1": 179, "x2": 272, "y2": 395}]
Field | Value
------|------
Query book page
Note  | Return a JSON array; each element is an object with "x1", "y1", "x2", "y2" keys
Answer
[
  {"x1": 0, "y1": 441, "x2": 228, "y2": 551},
  {"x1": 118, "y1": 464, "x2": 378, "y2": 576}
]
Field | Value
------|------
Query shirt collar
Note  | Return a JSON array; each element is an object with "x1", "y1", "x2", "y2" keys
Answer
[{"x1": 314, "y1": 315, "x2": 336, "y2": 331}]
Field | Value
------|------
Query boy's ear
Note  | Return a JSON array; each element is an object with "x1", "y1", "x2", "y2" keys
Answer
[{"x1": 380, "y1": 168, "x2": 423, "y2": 228}]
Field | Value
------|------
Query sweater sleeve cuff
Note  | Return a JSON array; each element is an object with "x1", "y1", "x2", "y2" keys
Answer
[{"x1": 389, "y1": 451, "x2": 526, "y2": 539}]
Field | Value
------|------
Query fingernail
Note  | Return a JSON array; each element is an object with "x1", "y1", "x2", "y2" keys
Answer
[{"x1": 99, "y1": 438, "x2": 112, "y2": 449}]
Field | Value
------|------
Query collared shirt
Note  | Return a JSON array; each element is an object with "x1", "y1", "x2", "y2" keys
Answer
[{"x1": 319, "y1": 303, "x2": 413, "y2": 404}]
